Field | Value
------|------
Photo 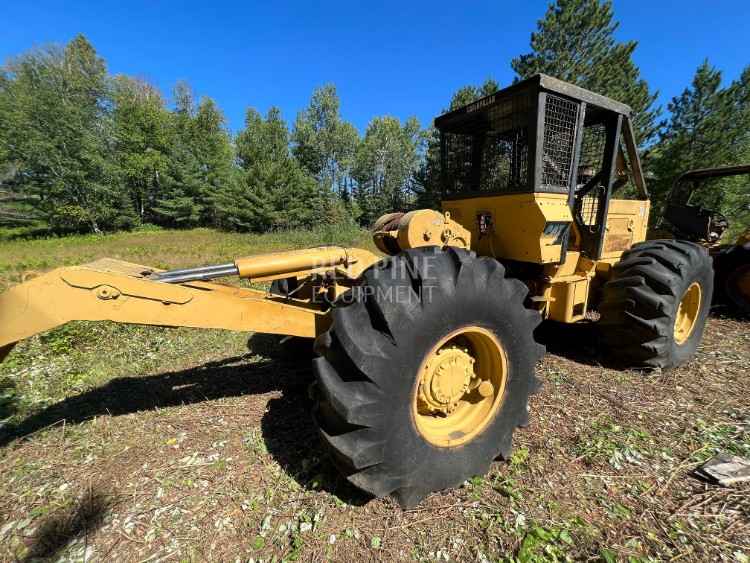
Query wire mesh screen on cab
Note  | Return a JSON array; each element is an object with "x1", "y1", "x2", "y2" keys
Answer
[
  {"x1": 441, "y1": 91, "x2": 531, "y2": 196},
  {"x1": 440, "y1": 91, "x2": 580, "y2": 196},
  {"x1": 540, "y1": 94, "x2": 579, "y2": 193}
]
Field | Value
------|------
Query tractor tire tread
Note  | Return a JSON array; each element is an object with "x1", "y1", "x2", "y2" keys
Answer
[
  {"x1": 599, "y1": 239, "x2": 713, "y2": 369},
  {"x1": 312, "y1": 246, "x2": 543, "y2": 507}
]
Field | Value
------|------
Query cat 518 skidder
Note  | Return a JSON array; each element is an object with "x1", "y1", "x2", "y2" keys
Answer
[{"x1": 0, "y1": 75, "x2": 714, "y2": 507}]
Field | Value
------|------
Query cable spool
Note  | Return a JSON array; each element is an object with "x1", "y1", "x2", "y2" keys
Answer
[{"x1": 372, "y1": 209, "x2": 471, "y2": 255}]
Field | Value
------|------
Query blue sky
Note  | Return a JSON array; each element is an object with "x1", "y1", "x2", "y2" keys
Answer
[{"x1": 2, "y1": 1, "x2": 749, "y2": 134}]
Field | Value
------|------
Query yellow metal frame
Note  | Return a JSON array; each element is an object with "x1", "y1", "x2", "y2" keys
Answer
[
  {"x1": 539, "y1": 252, "x2": 597, "y2": 323},
  {"x1": 440, "y1": 193, "x2": 650, "y2": 323},
  {"x1": 442, "y1": 193, "x2": 573, "y2": 264},
  {"x1": 235, "y1": 246, "x2": 376, "y2": 281},
  {"x1": 0, "y1": 258, "x2": 350, "y2": 359},
  {"x1": 0, "y1": 244, "x2": 384, "y2": 359},
  {"x1": 600, "y1": 199, "x2": 650, "y2": 259}
]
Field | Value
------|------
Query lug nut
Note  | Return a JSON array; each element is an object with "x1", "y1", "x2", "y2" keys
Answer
[{"x1": 477, "y1": 381, "x2": 494, "y2": 398}]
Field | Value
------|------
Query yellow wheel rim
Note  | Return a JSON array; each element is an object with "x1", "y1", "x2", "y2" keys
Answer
[
  {"x1": 674, "y1": 282, "x2": 702, "y2": 345},
  {"x1": 412, "y1": 326, "x2": 508, "y2": 447}
]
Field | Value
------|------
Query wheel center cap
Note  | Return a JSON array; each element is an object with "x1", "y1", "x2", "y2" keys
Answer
[{"x1": 418, "y1": 346, "x2": 475, "y2": 414}]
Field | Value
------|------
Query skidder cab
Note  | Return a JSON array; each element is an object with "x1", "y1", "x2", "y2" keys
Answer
[
  {"x1": 0, "y1": 75, "x2": 714, "y2": 507},
  {"x1": 433, "y1": 74, "x2": 653, "y2": 323}
]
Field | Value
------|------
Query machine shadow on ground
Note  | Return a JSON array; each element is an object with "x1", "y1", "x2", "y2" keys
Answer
[
  {"x1": 0, "y1": 352, "x2": 283, "y2": 448},
  {"x1": 14, "y1": 309, "x2": 741, "y2": 511},
  {"x1": 0, "y1": 333, "x2": 370, "y2": 505},
  {"x1": 534, "y1": 320, "x2": 607, "y2": 368},
  {"x1": 22, "y1": 486, "x2": 113, "y2": 562},
  {"x1": 536, "y1": 308, "x2": 746, "y2": 371}
]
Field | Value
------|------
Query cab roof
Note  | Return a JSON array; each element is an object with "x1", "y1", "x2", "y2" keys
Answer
[{"x1": 434, "y1": 73, "x2": 632, "y2": 133}]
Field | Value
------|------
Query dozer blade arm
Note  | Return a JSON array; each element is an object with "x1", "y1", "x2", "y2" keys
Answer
[{"x1": 0, "y1": 258, "x2": 330, "y2": 357}]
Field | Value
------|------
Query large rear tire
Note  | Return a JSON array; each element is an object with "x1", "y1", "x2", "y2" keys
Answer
[
  {"x1": 599, "y1": 240, "x2": 713, "y2": 369},
  {"x1": 312, "y1": 247, "x2": 543, "y2": 507}
]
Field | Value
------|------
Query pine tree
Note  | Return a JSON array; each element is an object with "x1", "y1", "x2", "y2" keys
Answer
[
  {"x1": 448, "y1": 78, "x2": 500, "y2": 111},
  {"x1": 236, "y1": 108, "x2": 288, "y2": 168},
  {"x1": 723, "y1": 66, "x2": 750, "y2": 235},
  {"x1": 216, "y1": 107, "x2": 327, "y2": 231},
  {"x1": 154, "y1": 82, "x2": 204, "y2": 227},
  {"x1": 112, "y1": 76, "x2": 171, "y2": 223},
  {"x1": 215, "y1": 107, "x2": 278, "y2": 231},
  {"x1": 0, "y1": 35, "x2": 135, "y2": 233},
  {"x1": 353, "y1": 116, "x2": 423, "y2": 225},
  {"x1": 192, "y1": 98, "x2": 234, "y2": 225},
  {"x1": 511, "y1": 0, "x2": 659, "y2": 145},
  {"x1": 155, "y1": 85, "x2": 234, "y2": 227},
  {"x1": 652, "y1": 61, "x2": 750, "y2": 231},
  {"x1": 292, "y1": 85, "x2": 359, "y2": 195}
]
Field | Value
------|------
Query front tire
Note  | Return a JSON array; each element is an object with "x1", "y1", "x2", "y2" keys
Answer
[
  {"x1": 312, "y1": 247, "x2": 544, "y2": 507},
  {"x1": 599, "y1": 240, "x2": 713, "y2": 369}
]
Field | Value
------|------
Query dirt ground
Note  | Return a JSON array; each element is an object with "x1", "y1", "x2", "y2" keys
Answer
[{"x1": 0, "y1": 229, "x2": 748, "y2": 562}]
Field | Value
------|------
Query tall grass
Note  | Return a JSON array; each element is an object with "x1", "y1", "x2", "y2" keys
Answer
[
  {"x1": 0, "y1": 224, "x2": 374, "y2": 291},
  {"x1": 0, "y1": 224, "x2": 376, "y2": 423}
]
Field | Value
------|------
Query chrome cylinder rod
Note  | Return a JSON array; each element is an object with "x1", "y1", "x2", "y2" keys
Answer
[{"x1": 151, "y1": 263, "x2": 239, "y2": 284}]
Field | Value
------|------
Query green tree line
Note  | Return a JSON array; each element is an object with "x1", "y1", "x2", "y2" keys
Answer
[{"x1": 1, "y1": 0, "x2": 748, "y2": 237}]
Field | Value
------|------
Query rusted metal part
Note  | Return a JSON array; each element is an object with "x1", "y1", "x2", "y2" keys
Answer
[{"x1": 372, "y1": 210, "x2": 471, "y2": 256}]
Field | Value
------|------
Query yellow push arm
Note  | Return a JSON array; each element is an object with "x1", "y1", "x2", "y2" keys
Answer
[{"x1": 0, "y1": 257, "x2": 331, "y2": 359}]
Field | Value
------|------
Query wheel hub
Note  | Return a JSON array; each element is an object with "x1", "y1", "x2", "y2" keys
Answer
[
  {"x1": 674, "y1": 281, "x2": 702, "y2": 345},
  {"x1": 413, "y1": 327, "x2": 508, "y2": 448},
  {"x1": 417, "y1": 346, "x2": 476, "y2": 415}
]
